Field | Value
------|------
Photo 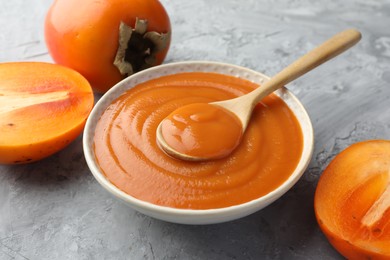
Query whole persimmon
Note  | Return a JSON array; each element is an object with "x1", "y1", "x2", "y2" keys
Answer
[
  {"x1": 44, "y1": 0, "x2": 171, "y2": 93},
  {"x1": 315, "y1": 140, "x2": 390, "y2": 259},
  {"x1": 0, "y1": 62, "x2": 94, "y2": 164}
]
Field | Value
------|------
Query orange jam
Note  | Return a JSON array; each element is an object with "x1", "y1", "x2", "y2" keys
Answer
[
  {"x1": 160, "y1": 103, "x2": 243, "y2": 159},
  {"x1": 93, "y1": 72, "x2": 303, "y2": 209}
]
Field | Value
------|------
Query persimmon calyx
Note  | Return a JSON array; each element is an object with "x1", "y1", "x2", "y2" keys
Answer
[
  {"x1": 0, "y1": 90, "x2": 69, "y2": 114},
  {"x1": 113, "y1": 18, "x2": 170, "y2": 77},
  {"x1": 361, "y1": 182, "x2": 390, "y2": 227}
]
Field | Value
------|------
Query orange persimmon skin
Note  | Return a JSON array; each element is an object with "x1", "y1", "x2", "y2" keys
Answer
[
  {"x1": 44, "y1": 0, "x2": 171, "y2": 93},
  {"x1": 0, "y1": 62, "x2": 94, "y2": 164},
  {"x1": 315, "y1": 140, "x2": 390, "y2": 259}
]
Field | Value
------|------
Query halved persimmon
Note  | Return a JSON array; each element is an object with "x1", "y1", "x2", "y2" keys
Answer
[
  {"x1": 315, "y1": 140, "x2": 390, "y2": 259},
  {"x1": 0, "y1": 62, "x2": 94, "y2": 164}
]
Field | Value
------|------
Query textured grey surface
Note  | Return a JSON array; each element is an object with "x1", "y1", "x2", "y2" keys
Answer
[{"x1": 1, "y1": 0, "x2": 390, "y2": 259}]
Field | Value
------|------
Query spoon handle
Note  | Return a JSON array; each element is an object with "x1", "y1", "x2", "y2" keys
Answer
[
  {"x1": 250, "y1": 28, "x2": 362, "y2": 104},
  {"x1": 215, "y1": 29, "x2": 361, "y2": 129}
]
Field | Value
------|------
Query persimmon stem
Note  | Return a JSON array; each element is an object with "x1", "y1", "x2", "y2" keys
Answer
[
  {"x1": 0, "y1": 90, "x2": 69, "y2": 114},
  {"x1": 361, "y1": 182, "x2": 390, "y2": 227},
  {"x1": 113, "y1": 19, "x2": 170, "y2": 77},
  {"x1": 113, "y1": 22, "x2": 134, "y2": 76}
]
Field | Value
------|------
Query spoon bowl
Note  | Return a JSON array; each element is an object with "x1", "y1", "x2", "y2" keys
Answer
[{"x1": 156, "y1": 122, "x2": 203, "y2": 161}]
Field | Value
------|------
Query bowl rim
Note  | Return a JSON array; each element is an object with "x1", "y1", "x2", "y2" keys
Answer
[{"x1": 83, "y1": 60, "x2": 314, "y2": 221}]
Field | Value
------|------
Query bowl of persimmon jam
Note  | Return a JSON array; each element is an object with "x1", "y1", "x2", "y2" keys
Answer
[{"x1": 83, "y1": 61, "x2": 314, "y2": 224}]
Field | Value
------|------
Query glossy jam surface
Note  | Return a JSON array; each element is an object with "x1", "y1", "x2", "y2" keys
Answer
[
  {"x1": 94, "y1": 72, "x2": 303, "y2": 209},
  {"x1": 160, "y1": 103, "x2": 243, "y2": 160}
]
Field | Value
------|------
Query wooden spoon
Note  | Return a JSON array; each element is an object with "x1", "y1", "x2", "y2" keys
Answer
[{"x1": 157, "y1": 29, "x2": 362, "y2": 161}]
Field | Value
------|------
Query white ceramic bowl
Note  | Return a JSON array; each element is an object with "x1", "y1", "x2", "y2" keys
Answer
[{"x1": 83, "y1": 61, "x2": 314, "y2": 225}]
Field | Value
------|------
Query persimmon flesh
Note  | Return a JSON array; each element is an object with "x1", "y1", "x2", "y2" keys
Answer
[
  {"x1": 315, "y1": 140, "x2": 390, "y2": 259},
  {"x1": 0, "y1": 62, "x2": 94, "y2": 164}
]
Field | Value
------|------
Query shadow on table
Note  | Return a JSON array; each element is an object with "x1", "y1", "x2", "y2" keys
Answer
[
  {"x1": 142, "y1": 177, "x2": 343, "y2": 260},
  {"x1": 0, "y1": 134, "x2": 91, "y2": 189}
]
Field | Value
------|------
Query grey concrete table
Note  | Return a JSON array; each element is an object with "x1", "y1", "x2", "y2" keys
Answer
[{"x1": 1, "y1": 0, "x2": 389, "y2": 259}]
